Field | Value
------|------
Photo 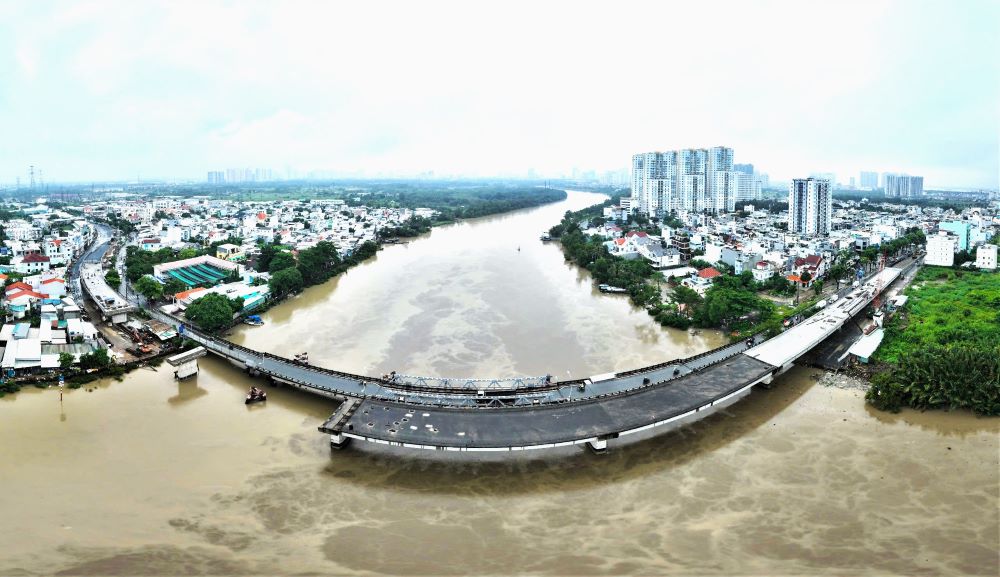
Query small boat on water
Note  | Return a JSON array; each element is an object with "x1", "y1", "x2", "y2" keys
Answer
[
  {"x1": 599, "y1": 284, "x2": 628, "y2": 294},
  {"x1": 539, "y1": 234, "x2": 552, "y2": 241},
  {"x1": 244, "y1": 315, "x2": 264, "y2": 327},
  {"x1": 245, "y1": 387, "x2": 267, "y2": 404}
]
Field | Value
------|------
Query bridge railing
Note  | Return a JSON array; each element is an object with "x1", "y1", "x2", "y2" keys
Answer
[
  {"x1": 153, "y1": 306, "x2": 764, "y2": 401},
  {"x1": 614, "y1": 334, "x2": 762, "y2": 378}
]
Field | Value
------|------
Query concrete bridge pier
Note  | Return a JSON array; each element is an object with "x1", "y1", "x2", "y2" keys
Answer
[
  {"x1": 166, "y1": 347, "x2": 207, "y2": 380},
  {"x1": 587, "y1": 439, "x2": 608, "y2": 454},
  {"x1": 329, "y1": 433, "x2": 352, "y2": 450}
]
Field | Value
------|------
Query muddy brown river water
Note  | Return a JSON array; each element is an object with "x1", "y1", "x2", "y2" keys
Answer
[{"x1": 0, "y1": 191, "x2": 996, "y2": 575}]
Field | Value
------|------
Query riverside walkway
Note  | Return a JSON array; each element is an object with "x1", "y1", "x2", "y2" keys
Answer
[{"x1": 149, "y1": 266, "x2": 905, "y2": 453}]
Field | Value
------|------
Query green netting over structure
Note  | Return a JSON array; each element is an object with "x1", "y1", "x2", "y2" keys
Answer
[{"x1": 166, "y1": 264, "x2": 231, "y2": 286}]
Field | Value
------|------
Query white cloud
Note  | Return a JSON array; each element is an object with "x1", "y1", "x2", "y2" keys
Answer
[{"x1": 0, "y1": 0, "x2": 996, "y2": 187}]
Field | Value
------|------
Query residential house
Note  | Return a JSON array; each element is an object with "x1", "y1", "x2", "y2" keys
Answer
[
  {"x1": 139, "y1": 237, "x2": 163, "y2": 251},
  {"x1": 11, "y1": 253, "x2": 51, "y2": 274},
  {"x1": 751, "y1": 260, "x2": 776, "y2": 282},
  {"x1": 682, "y1": 266, "x2": 721, "y2": 295}
]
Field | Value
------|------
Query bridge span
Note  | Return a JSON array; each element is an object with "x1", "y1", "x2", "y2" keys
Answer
[{"x1": 149, "y1": 266, "x2": 904, "y2": 453}]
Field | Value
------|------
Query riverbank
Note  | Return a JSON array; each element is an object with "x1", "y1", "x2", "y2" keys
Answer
[
  {"x1": 228, "y1": 190, "x2": 727, "y2": 378},
  {"x1": 97, "y1": 188, "x2": 571, "y2": 338},
  {"x1": 867, "y1": 266, "x2": 1000, "y2": 416}
]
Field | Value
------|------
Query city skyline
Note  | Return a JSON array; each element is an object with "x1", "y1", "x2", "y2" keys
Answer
[{"x1": 1, "y1": 0, "x2": 997, "y2": 188}]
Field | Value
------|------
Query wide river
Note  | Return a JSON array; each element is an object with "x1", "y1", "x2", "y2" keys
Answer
[{"x1": 0, "y1": 191, "x2": 996, "y2": 575}]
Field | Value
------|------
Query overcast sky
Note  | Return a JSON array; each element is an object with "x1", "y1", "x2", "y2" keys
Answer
[{"x1": 1, "y1": 0, "x2": 997, "y2": 188}]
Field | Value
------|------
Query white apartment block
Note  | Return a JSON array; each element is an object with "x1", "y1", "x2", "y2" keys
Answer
[
  {"x1": 884, "y1": 174, "x2": 924, "y2": 198},
  {"x1": 631, "y1": 146, "x2": 740, "y2": 215},
  {"x1": 788, "y1": 178, "x2": 832, "y2": 236},
  {"x1": 976, "y1": 243, "x2": 997, "y2": 270},
  {"x1": 2, "y1": 220, "x2": 40, "y2": 241},
  {"x1": 925, "y1": 232, "x2": 956, "y2": 266}
]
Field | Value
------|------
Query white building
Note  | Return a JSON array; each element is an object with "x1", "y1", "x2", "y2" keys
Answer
[
  {"x1": 631, "y1": 146, "x2": 738, "y2": 215},
  {"x1": 925, "y1": 232, "x2": 956, "y2": 267},
  {"x1": 788, "y1": 178, "x2": 832, "y2": 236},
  {"x1": 884, "y1": 174, "x2": 924, "y2": 198},
  {"x1": 2, "y1": 220, "x2": 40, "y2": 241},
  {"x1": 976, "y1": 243, "x2": 997, "y2": 270}
]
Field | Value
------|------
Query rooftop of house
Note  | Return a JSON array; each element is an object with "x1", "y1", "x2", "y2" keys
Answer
[{"x1": 174, "y1": 287, "x2": 208, "y2": 301}]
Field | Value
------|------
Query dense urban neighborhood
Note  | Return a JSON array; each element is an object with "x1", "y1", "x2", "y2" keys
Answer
[
  {"x1": 0, "y1": 185, "x2": 565, "y2": 391},
  {"x1": 1, "y1": 177, "x2": 998, "y2": 415}
]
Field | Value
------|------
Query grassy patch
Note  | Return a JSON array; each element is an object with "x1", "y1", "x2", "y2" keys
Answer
[
  {"x1": 866, "y1": 267, "x2": 1000, "y2": 415},
  {"x1": 877, "y1": 267, "x2": 1000, "y2": 363}
]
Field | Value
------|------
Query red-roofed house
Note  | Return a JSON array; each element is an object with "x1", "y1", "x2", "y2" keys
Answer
[
  {"x1": 792, "y1": 255, "x2": 826, "y2": 281},
  {"x1": 3, "y1": 288, "x2": 47, "y2": 318},
  {"x1": 174, "y1": 287, "x2": 208, "y2": 305},
  {"x1": 40, "y1": 277, "x2": 67, "y2": 298},
  {"x1": 606, "y1": 230, "x2": 654, "y2": 258},
  {"x1": 44, "y1": 238, "x2": 73, "y2": 265},
  {"x1": 4, "y1": 281, "x2": 32, "y2": 295},
  {"x1": 139, "y1": 238, "x2": 162, "y2": 251},
  {"x1": 12, "y1": 252, "x2": 50, "y2": 274},
  {"x1": 752, "y1": 260, "x2": 776, "y2": 282},
  {"x1": 606, "y1": 237, "x2": 633, "y2": 257},
  {"x1": 682, "y1": 267, "x2": 722, "y2": 295}
]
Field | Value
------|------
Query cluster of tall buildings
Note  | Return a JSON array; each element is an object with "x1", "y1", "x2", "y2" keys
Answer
[
  {"x1": 856, "y1": 170, "x2": 924, "y2": 196},
  {"x1": 788, "y1": 178, "x2": 832, "y2": 236},
  {"x1": 207, "y1": 168, "x2": 274, "y2": 184},
  {"x1": 860, "y1": 171, "x2": 879, "y2": 189},
  {"x1": 630, "y1": 147, "x2": 762, "y2": 215},
  {"x1": 883, "y1": 174, "x2": 924, "y2": 198}
]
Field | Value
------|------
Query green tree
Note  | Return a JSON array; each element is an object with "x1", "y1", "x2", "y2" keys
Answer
[
  {"x1": 162, "y1": 277, "x2": 187, "y2": 297},
  {"x1": 184, "y1": 293, "x2": 240, "y2": 332},
  {"x1": 672, "y1": 285, "x2": 703, "y2": 312},
  {"x1": 827, "y1": 264, "x2": 848, "y2": 284},
  {"x1": 296, "y1": 241, "x2": 340, "y2": 285},
  {"x1": 800, "y1": 271, "x2": 812, "y2": 286},
  {"x1": 177, "y1": 247, "x2": 200, "y2": 259},
  {"x1": 268, "y1": 251, "x2": 296, "y2": 272},
  {"x1": 79, "y1": 348, "x2": 112, "y2": 370},
  {"x1": 134, "y1": 275, "x2": 164, "y2": 301},
  {"x1": 269, "y1": 267, "x2": 304, "y2": 297},
  {"x1": 104, "y1": 270, "x2": 121, "y2": 289},
  {"x1": 58, "y1": 352, "x2": 75, "y2": 370},
  {"x1": 695, "y1": 285, "x2": 775, "y2": 329},
  {"x1": 256, "y1": 241, "x2": 279, "y2": 271},
  {"x1": 812, "y1": 279, "x2": 824, "y2": 296}
]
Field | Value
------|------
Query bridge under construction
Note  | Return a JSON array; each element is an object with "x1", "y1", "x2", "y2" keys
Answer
[{"x1": 150, "y1": 267, "x2": 905, "y2": 453}]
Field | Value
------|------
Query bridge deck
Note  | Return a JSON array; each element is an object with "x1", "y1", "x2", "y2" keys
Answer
[
  {"x1": 747, "y1": 267, "x2": 901, "y2": 368},
  {"x1": 334, "y1": 354, "x2": 776, "y2": 450}
]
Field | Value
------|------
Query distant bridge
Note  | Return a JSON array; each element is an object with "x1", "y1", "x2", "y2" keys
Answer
[{"x1": 148, "y1": 266, "x2": 906, "y2": 453}]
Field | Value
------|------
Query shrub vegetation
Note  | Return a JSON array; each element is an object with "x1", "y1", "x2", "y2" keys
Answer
[{"x1": 867, "y1": 267, "x2": 1000, "y2": 415}]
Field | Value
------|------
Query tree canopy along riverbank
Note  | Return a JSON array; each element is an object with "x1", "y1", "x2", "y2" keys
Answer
[
  {"x1": 122, "y1": 185, "x2": 566, "y2": 333},
  {"x1": 375, "y1": 185, "x2": 567, "y2": 237},
  {"x1": 868, "y1": 267, "x2": 1000, "y2": 416},
  {"x1": 549, "y1": 200, "x2": 812, "y2": 339}
]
